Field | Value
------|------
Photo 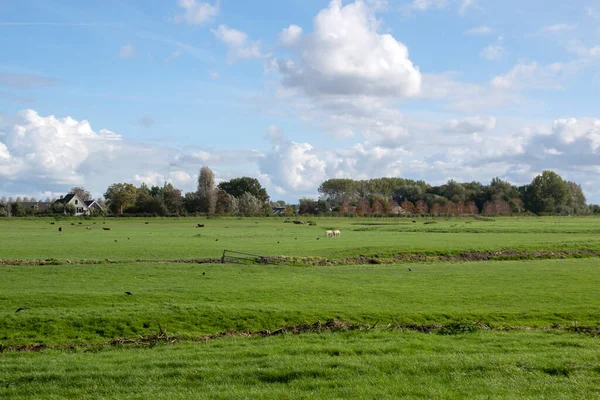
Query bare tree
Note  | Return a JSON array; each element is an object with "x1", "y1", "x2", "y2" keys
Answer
[
  {"x1": 70, "y1": 187, "x2": 92, "y2": 201},
  {"x1": 197, "y1": 166, "x2": 216, "y2": 214}
]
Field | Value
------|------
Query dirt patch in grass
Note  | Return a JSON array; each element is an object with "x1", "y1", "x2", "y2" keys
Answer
[{"x1": 2, "y1": 319, "x2": 598, "y2": 353}]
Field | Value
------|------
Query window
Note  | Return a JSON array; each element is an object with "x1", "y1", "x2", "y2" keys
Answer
[{"x1": 75, "y1": 199, "x2": 78, "y2": 205}]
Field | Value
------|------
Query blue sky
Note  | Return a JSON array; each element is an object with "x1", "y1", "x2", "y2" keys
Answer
[{"x1": 0, "y1": 0, "x2": 599, "y2": 202}]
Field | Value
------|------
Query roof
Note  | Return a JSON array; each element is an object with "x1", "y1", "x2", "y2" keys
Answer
[
  {"x1": 55, "y1": 193, "x2": 76, "y2": 204},
  {"x1": 84, "y1": 200, "x2": 95, "y2": 206}
]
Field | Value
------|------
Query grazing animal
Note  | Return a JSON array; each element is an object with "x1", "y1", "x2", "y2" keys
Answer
[
  {"x1": 103, "y1": 227, "x2": 111, "y2": 231},
  {"x1": 202, "y1": 272, "x2": 206, "y2": 276},
  {"x1": 114, "y1": 240, "x2": 118, "y2": 242},
  {"x1": 58, "y1": 227, "x2": 63, "y2": 232},
  {"x1": 326, "y1": 230, "x2": 334, "y2": 237},
  {"x1": 197, "y1": 224, "x2": 205, "y2": 228},
  {"x1": 408, "y1": 268, "x2": 412, "y2": 272},
  {"x1": 124, "y1": 292, "x2": 133, "y2": 296},
  {"x1": 86, "y1": 227, "x2": 92, "y2": 230},
  {"x1": 333, "y1": 230, "x2": 341, "y2": 237},
  {"x1": 15, "y1": 307, "x2": 28, "y2": 313},
  {"x1": 50, "y1": 222, "x2": 55, "y2": 225}
]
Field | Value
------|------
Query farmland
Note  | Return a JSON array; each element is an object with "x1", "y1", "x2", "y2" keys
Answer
[{"x1": 1, "y1": 217, "x2": 600, "y2": 398}]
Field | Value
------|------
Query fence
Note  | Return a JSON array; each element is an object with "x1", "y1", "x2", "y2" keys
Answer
[{"x1": 221, "y1": 250, "x2": 292, "y2": 266}]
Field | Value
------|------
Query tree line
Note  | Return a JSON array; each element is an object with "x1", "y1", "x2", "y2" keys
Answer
[
  {"x1": 309, "y1": 171, "x2": 593, "y2": 216},
  {"x1": 0, "y1": 168, "x2": 597, "y2": 217}
]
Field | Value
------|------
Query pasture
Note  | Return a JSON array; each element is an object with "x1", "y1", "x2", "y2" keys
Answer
[{"x1": 1, "y1": 216, "x2": 599, "y2": 398}]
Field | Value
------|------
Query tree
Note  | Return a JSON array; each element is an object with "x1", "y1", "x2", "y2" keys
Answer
[
  {"x1": 415, "y1": 200, "x2": 428, "y2": 215},
  {"x1": 299, "y1": 198, "x2": 318, "y2": 215},
  {"x1": 70, "y1": 187, "x2": 92, "y2": 201},
  {"x1": 162, "y1": 183, "x2": 183, "y2": 214},
  {"x1": 400, "y1": 200, "x2": 415, "y2": 214},
  {"x1": 104, "y1": 183, "x2": 137, "y2": 215},
  {"x1": 317, "y1": 199, "x2": 330, "y2": 214},
  {"x1": 197, "y1": 167, "x2": 216, "y2": 214},
  {"x1": 566, "y1": 181, "x2": 587, "y2": 215},
  {"x1": 218, "y1": 177, "x2": 269, "y2": 203},
  {"x1": 524, "y1": 171, "x2": 569, "y2": 214},
  {"x1": 355, "y1": 198, "x2": 371, "y2": 217},
  {"x1": 318, "y1": 178, "x2": 358, "y2": 206},
  {"x1": 215, "y1": 190, "x2": 233, "y2": 214},
  {"x1": 237, "y1": 192, "x2": 262, "y2": 216}
]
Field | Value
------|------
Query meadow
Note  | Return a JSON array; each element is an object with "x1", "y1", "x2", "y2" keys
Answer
[{"x1": 1, "y1": 216, "x2": 599, "y2": 398}]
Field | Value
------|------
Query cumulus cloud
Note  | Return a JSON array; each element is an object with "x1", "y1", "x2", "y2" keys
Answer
[
  {"x1": 480, "y1": 37, "x2": 505, "y2": 61},
  {"x1": 0, "y1": 110, "x2": 187, "y2": 198},
  {"x1": 275, "y1": 0, "x2": 422, "y2": 97},
  {"x1": 212, "y1": 25, "x2": 261, "y2": 63},
  {"x1": 279, "y1": 25, "x2": 303, "y2": 46},
  {"x1": 134, "y1": 170, "x2": 192, "y2": 187},
  {"x1": 444, "y1": 116, "x2": 496, "y2": 134},
  {"x1": 174, "y1": 0, "x2": 219, "y2": 25}
]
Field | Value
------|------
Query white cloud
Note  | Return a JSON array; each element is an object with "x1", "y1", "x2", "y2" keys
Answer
[
  {"x1": 567, "y1": 40, "x2": 600, "y2": 59},
  {"x1": 174, "y1": 0, "x2": 219, "y2": 25},
  {"x1": 118, "y1": 44, "x2": 135, "y2": 58},
  {"x1": 212, "y1": 25, "x2": 261, "y2": 63},
  {"x1": 460, "y1": 0, "x2": 477, "y2": 15},
  {"x1": 134, "y1": 170, "x2": 193, "y2": 187},
  {"x1": 542, "y1": 23, "x2": 577, "y2": 32},
  {"x1": 480, "y1": 43, "x2": 505, "y2": 61},
  {"x1": 489, "y1": 62, "x2": 580, "y2": 90},
  {"x1": 444, "y1": 116, "x2": 497, "y2": 134},
  {"x1": 465, "y1": 26, "x2": 493, "y2": 35},
  {"x1": 279, "y1": 25, "x2": 303, "y2": 46},
  {"x1": 209, "y1": 71, "x2": 220, "y2": 79},
  {"x1": 409, "y1": 0, "x2": 447, "y2": 12},
  {"x1": 259, "y1": 141, "x2": 327, "y2": 193},
  {"x1": 275, "y1": 0, "x2": 421, "y2": 98}
]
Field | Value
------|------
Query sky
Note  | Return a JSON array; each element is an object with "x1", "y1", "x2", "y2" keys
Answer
[{"x1": 0, "y1": 0, "x2": 599, "y2": 202}]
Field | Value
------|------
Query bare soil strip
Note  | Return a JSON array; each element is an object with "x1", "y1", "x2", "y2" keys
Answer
[{"x1": 2, "y1": 320, "x2": 598, "y2": 353}]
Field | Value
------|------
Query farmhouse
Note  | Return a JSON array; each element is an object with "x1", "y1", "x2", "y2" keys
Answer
[
  {"x1": 54, "y1": 194, "x2": 104, "y2": 216},
  {"x1": 85, "y1": 200, "x2": 104, "y2": 213}
]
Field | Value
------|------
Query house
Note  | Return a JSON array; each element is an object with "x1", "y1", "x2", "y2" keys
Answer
[
  {"x1": 272, "y1": 206, "x2": 286, "y2": 216},
  {"x1": 54, "y1": 194, "x2": 89, "y2": 216},
  {"x1": 85, "y1": 200, "x2": 105, "y2": 214}
]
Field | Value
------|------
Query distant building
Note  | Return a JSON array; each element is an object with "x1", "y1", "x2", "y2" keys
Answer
[
  {"x1": 53, "y1": 193, "x2": 104, "y2": 216},
  {"x1": 84, "y1": 200, "x2": 104, "y2": 213},
  {"x1": 19, "y1": 201, "x2": 52, "y2": 213}
]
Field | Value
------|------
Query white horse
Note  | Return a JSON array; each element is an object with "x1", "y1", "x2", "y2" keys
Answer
[
  {"x1": 333, "y1": 230, "x2": 341, "y2": 237},
  {"x1": 326, "y1": 230, "x2": 334, "y2": 237}
]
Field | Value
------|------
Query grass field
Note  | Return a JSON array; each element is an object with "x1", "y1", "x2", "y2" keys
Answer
[
  {"x1": 1, "y1": 216, "x2": 599, "y2": 398},
  {"x1": 1, "y1": 216, "x2": 600, "y2": 261}
]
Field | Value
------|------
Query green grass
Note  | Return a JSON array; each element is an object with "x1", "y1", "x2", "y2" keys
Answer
[
  {"x1": 1, "y1": 216, "x2": 600, "y2": 261},
  {"x1": 1, "y1": 259, "x2": 599, "y2": 345},
  {"x1": 2, "y1": 216, "x2": 599, "y2": 398},
  {"x1": 1, "y1": 330, "x2": 599, "y2": 399}
]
